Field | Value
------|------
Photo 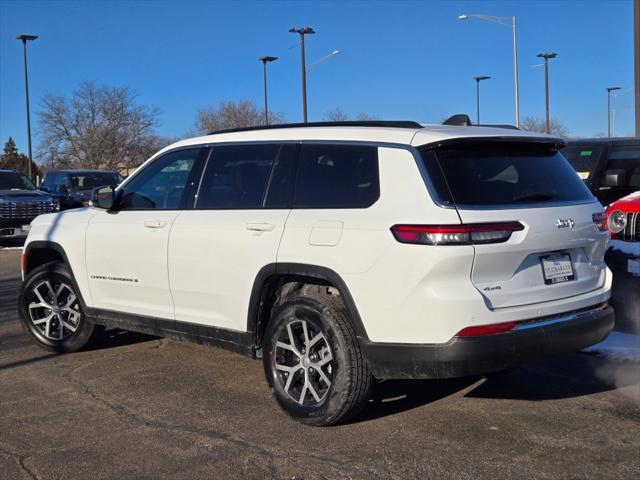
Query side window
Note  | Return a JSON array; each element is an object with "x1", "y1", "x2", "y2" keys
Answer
[
  {"x1": 118, "y1": 148, "x2": 200, "y2": 210},
  {"x1": 294, "y1": 144, "x2": 379, "y2": 208},
  {"x1": 605, "y1": 147, "x2": 640, "y2": 188},
  {"x1": 196, "y1": 144, "x2": 280, "y2": 209}
]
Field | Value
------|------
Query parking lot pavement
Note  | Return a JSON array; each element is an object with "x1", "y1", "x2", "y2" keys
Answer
[{"x1": 1, "y1": 249, "x2": 639, "y2": 480}]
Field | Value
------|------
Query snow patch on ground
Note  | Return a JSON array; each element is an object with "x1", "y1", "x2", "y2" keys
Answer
[{"x1": 583, "y1": 331, "x2": 640, "y2": 361}]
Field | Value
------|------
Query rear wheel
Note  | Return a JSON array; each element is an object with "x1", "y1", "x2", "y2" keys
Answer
[
  {"x1": 263, "y1": 292, "x2": 372, "y2": 426},
  {"x1": 18, "y1": 261, "x2": 102, "y2": 352}
]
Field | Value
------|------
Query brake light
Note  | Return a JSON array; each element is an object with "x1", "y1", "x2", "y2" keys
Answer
[
  {"x1": 592, "y1": 212, "x2": 607, "y2": 232},
  {"x1": 455, "y1": 321, "x2": 516, "y2": 337},
  {"x1": 390, "y1": 222, "x2": 524, "y2": 245}
]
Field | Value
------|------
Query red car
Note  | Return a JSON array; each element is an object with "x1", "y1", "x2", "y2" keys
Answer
[{"x1": 606, "y1": 191, "x2": 640, "y2": 334}]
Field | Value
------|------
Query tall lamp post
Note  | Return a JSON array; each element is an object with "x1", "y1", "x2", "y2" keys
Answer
[
  {"x1": 458, "y1": 14, "x2": 519, "y2": 128},
  {"x1": 259, "y1": 56, "x2": 278, "y2": 125},
  {"x1": 16, "y1": 34, "x2": 38, "y2": 180},
  {"x1": 606, "y1": 86, "x2": 621, "y2": 138},
  {"x1": 473, "y1": 76, "x2": 491, "y2": 125},
  {"x1": 289, "y1": 26, "x2": 315, "y2": 123},
  {"x1": 537, "y1": 52, "x2": 557, "y2": 134}
]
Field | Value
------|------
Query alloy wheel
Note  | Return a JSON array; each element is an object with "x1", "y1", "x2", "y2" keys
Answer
[{"x1": 28, "y1": 280, "x2": 81, "y2": 340}]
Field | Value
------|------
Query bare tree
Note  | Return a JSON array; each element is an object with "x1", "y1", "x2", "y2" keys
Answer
[
  {"x1": 194, "y1": 99, "x2": 284, "y2": 134},
  {"x1": 521, "y1": 116, "x2": 569, "y2": 137},
  {"x1": 323, "y1": 108, "x2": 350, "y2": 121},
  {"x1": 323, "y1": 109, "x2": 379, "y2": 122},
  {"x1": 37, "y1": 81, "x2": 161, "y2": 171}
]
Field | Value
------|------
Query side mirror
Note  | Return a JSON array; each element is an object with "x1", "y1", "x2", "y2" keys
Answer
[
  {"x1": 601, "y1": 169, "x2": 626, "y2": 188},
  {"x1": 90, "y1": 185, "x2": 116, "y2": 210},
  {"x1": 57, "y1": 184, "x2": 69, "y2": 193}
]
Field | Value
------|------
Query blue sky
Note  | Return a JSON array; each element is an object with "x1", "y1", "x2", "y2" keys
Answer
[{"x1": 0, "y1": 0, "x2": 636, "y2": 159}]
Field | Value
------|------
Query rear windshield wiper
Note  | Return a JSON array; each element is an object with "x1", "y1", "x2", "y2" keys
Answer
[{"x1": 512, "y1": 191, "x2": 556, "y2": 202}]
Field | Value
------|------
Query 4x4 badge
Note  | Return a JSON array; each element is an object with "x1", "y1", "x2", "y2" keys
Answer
[{"x1": 556, "y1": 218, "x2": 575, "y2": 229}]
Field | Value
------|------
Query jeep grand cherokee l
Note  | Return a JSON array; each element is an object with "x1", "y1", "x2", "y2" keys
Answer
[
  {"x1": 0, "y1": 169, "x2": 57, "y2": 241},
  {"x1": 18, "y1": 121, "x2": 614, "y2": 426}
]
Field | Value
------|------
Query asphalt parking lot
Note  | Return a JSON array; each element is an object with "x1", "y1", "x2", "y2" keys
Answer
[{"x1": 1, "y1": 248, "x2": 639, "y2": 480}]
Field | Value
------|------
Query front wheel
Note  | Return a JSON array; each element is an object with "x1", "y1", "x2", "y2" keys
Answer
[
  {"x1": 263, "y1": 293, "x2": 373, "y2": 426},
  {"x1": 18, "y1": 261, "x2": 102, "y2": 352}
]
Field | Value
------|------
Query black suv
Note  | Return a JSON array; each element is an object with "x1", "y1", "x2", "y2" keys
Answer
[
  {"x1": 0, "y1": 169, "x2": 57, "y2": 241},
  {"x1": 40, "y1": 169, "x2": 123, "y2": 210},
  {"x1": 564, "y1": 138, "x2": 640, "y2": 206}
]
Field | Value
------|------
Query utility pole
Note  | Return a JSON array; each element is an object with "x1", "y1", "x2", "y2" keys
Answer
[
  {"x1": 607, "y1": 86, "x2": 621, "y2": 137},
  {"x1": 289, "y1": 27, "x2": 315, "y2": 123},
  {"x1": 634, "y1": 0, "x2": 639, "y2": 136},
  {"x1": 259, "y1": 56, "x2": 278, "y2": 125},
  {"x1": 473, "y1": 76, "x2": 491, "y2": 125},
  {"x1": 537, "y1": 52, "x2": 557, "y2": 134},
  {"x1": 16, "y1": 34, "x2": 38, "y2": 180}
]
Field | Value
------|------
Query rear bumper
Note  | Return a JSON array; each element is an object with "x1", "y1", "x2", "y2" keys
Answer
[{"x1": 361, "y1": 304, "x2": 614, "y2": 379}]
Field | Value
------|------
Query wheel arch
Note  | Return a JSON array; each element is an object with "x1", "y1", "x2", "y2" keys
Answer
[{"x1": 248, "y1": 263, "x2": 369, "y2": 352}]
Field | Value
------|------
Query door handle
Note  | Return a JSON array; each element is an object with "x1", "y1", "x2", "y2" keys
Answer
[
  {"x1": 144, "y1": 220, "x2": 167, "y2": 229},
  {"x1": 245, "y1": 222, "x2": 276, "y2": 232}
]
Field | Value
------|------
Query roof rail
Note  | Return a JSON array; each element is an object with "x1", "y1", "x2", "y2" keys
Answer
[
  {"x1": 207, "y1": 120, "x2": 423, "y2": 135},
  {"x1": 442, "y1": 114, "x2": 520, "y2": 130}
]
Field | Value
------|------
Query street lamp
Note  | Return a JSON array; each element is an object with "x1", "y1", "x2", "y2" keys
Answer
[
  {"x1": 307, "y1": 50, "x2": 340, "y2": 71},
  {"x1": 606, "y1": 86, "x2": 621, "y2": 138},
  {"x1": 289, "y1": 26, "x2": 315, "y2": 123},
  {"x1": 537, "y1": 52, "x2": 558, "y2": 134},
  {"x1": 458, "y1": 14, "x2": 520, "y2": 128},
  {"x1": 259, "y1": 56, "x2": 278, "y2": 125},
  {"x1": 16, "y1": 34, "x2": 38, "y2": 180},
  {"x1": 473, "y1": 75, "x2": 491, "y2": 125}
]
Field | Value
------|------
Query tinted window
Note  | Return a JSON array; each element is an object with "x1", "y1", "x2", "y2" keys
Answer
[
  {"x1": 0, "y1": 171, "x2": 36, "y2": 190},
  {"x1": 605, "y1": 147, "x2": 640, "y2": 189},
  {"x1": 118, "y1": 148, "x2": 200, "y2": 210},
  {"x1": 70, "y1": 172, "x2": 121, "y2": 189},
  {"x1": 294, "y1": 144, "x2": 379, "y2": 208},
  {"x1": 196, "y1": 144, "x2": 279, "y2": 209},
  {"x1": 423, "y1": 143, "x2": 593, "y2": 206},
  {"x1": 562, "y1": 145, "x2": 603, "y2": 180},
  {"x1": 264, "y1": 144, "x2": 298, "y2": 208}
]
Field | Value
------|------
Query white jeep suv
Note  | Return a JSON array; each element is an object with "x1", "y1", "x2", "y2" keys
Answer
[{"x1": 19, "y1": 120, "x2": 614, "y2": 426}]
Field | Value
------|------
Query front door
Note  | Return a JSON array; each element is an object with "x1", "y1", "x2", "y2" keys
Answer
[{"x1": 85, "y1": 147, "x2": 203, "y2": 319}]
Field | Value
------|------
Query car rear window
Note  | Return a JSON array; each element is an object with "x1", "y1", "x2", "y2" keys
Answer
[
  {"x1": 421, "y1": 142, "x2": 594, "y2": 207},
  {"x1": 561, "y1": 145, "x2": 603, "y2": 180}
]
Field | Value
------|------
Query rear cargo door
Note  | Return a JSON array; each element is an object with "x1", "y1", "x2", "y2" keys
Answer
[{"x1": 426, "y1": 140, "x2": 609, "y2": 309}]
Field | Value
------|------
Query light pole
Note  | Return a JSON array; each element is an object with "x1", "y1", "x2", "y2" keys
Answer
[
  {"x1": 259, "y1": 56, "x2": 278, "y2": 125},
  {"x1": 458, "y1": 14, "x2": 519, "y2": 128},
  {"x1": 537, "y1": 53, "x2": 557, "y2": 134},
  {"x1": 16, "y1": 34, "x2": 38, "y2": 180},
  {"x1": 289, "y1": 26, "x2": 315, "y2": 123},
  {"x1": 606, "y1": 86, "x2": 621, "y2": 138},
  {"x1": 473, "y1": 76, "x2": 491, "y2": 125}
]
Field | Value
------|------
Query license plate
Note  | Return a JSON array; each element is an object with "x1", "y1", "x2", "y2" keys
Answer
[
  {"x1": 629, "y1": 259, "x2": 640, "y2": 276},
  {"x1": 21, "y1": 224, "x2": 31, "y2": 233},
  {"x1": 541, "y1": 254, "x2": 575, "y2": 284}
]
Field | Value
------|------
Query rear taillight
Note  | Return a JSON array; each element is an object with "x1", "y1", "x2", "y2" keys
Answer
[
  {"x1": 390, "y1": 222, "x2": 524, "y2": 246},
  {"x1": 592, "y1": 212, "x2": 607, "y2": 232},
  {"x1": 455, "y1": 321, "x2": 517, "y2": 337}
]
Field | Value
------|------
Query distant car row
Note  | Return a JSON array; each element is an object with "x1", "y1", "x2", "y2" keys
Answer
[{"x1": 0, "y1": 168, "x2": 121, "y2": 240}]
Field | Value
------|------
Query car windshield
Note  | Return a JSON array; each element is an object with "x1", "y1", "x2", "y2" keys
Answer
[
  {"x1": 421, "y1": 142, "x2": 594, "y2": 206},
  {"x1": 69, "y1": 172, "x2": 121, "y2": 189},
  {"x1": 562, "y1": 145, "x2": 603, "y2": 180},
  {"x1": 0, "y1": 171, "x2": 37, "y2": 190}
]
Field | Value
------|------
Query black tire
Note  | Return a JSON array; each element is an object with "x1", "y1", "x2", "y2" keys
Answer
[
  {"x1": 18, "y1": 261, "x2": 102, "y2": 353},
  {"x1": 263, "y1": 292, "x2": 373, "y2": 426}
]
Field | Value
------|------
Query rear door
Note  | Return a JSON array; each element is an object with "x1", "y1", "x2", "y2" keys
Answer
[
  {"x1": 168, "y1": 143, "x2": 297, "y2": 331},
  {"x1": 423, "y1": 141, "x2": 608, "y2": 309}
]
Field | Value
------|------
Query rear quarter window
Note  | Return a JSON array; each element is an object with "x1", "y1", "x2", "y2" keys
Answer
[{"x1": 421, "y1": 142, "x2": 594, "y2": 207}]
